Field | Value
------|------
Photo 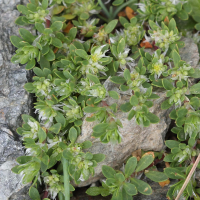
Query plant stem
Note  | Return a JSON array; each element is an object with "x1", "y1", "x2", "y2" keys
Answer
[
  {"x1": 98, "y1": 0, "x2": 111, "y2": 19},
  {"x1": 97, "y1": 14, "x2": 109, "y2": 23},
  {"x1": 62, "y1": 157, "x2": 70, "y2": 200},
  {"x1": 58, "y1": 192, "x2": 65, "y2": 200},
  {"x1": 113, "y1": 0, "x2": 136, "y2": 19},
  {"x1": 175, "y1": 153, "x2": 200, "y2": 200}
]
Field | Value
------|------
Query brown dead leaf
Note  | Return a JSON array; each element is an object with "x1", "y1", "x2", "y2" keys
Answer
[
  {"x1": 132, "y1": 149, "x2": 142, "y2": 161},
  {"x1": 159, "y1": 179, "x2": 170, "y2": 188},
  {"x1": 143, "y1": 151, "x2": 155, "y2": 158},
  {"x1": 165, "y1": 162, "x2": 170, "y2": 168},
  {"x1": 118, "y1": 11, "x2": 126, "y2": 17},
  {"x1": 63, "y1": 21, "x2": 74, "y2": 33},
  {"x1": 125, "y1": 6, "x2": 136, "y2": 20},
  {"x1": 164, "y1": 16, "x2": 169, "y2": 25},
  {"x1": 54, "y1": 48, "x2": 58, "y2": 53},
  {"x1": 140, "y1": 38, "x2": 153, "y2": 48},
  {"x1": 197, "y1": 140, "x2": 200, "y2": 144}
]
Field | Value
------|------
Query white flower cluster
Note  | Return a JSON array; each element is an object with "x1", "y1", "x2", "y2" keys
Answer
[
  {"x1": 80, "y1": 45, "x2": 108, "y2": 75},
  {"x1": 150, "y1": 29, "x2": 181, "y2": 50}
]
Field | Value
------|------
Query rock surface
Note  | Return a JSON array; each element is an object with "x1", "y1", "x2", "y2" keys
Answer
[
  {"x1": 0, "y1": 0, "x2": 33, "y2": 199},
  {"x1": 76, "y1": 37, "x2": 200, "y2": 187}
]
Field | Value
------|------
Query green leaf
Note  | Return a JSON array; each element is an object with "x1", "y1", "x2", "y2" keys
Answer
[
  {"x1": 135, "y1": 154, "x2": 154, "y2": 172},
  {"x1": 168, "y1": 18, "x2": 176, "y2": 31},
  {"x1": 38, "y1": 127, "x2": 46, "y2": 143},
  {"x1": 145, "y1": 171, "x2": 168, "y2": 182},
  {"x1": 29, "y1": 187, "x2": 41, "y2": 200},
  {"x1": 128, "y1": 110, "x2": 136, "y2": 120},
  {"x1": 25, "y1": 59, "x2": 36, "y2": 70},
  {"x1": 169, "y1": 110, "x2": 177, "y2": 120},
  {"x1": 108, "y1": 91, "x2": 120, "y2": 100},
  {"x1": 115, "y1": 173, "x2": 125, "y2": 183},
  {"x1": 131, "y1": 178, "x2": 152, "y2": 195},
  {"x1": 80, "y1": 12, "x2": 89, "y2": 20},
  {"x1": 164, "y1": 167, "x2": 186, "y2": 179},
  {"x1": 165, "y1": 140, "x2": 180, "y2": 149},
  {"x1": 183, "y1": 2, "x2": 192, "y2": 13},
  {"x1": 113, "y1": 0, "x2": 124, "y2": 6},
  {"x1": 10, "y1": 36, "x2": 23, "y2": 48},
  {"x1": 17, "y1": 5, "x2": 29, "y2": 15},
  {"x1": 110, "y1": 76, "x2": 126, "y2": 84},
  {"x1": 125, "y1": 157, "x2": 137, "y2": 178},
  {"x1": 124, "y1": 68, "x2": 131, "y2": 81},
  {"x1": 68, "y1": 27, "x2": 77, "y2": 40},
  {"x1": 69, "y1": 127, "x2": 78, "y2": 143},
  {"x1": 35, "y1": 23, "x2": 45, "y2": 33},
  {"x1": 63, "y1": 150, "x2": 73, "y2": 160},
  {"x1": 55, "y1": 112, "x2": 66, "y2": 127},
  {"x1": 124, "y1": 183, "x2": 137, "y2": 196},
  {"x1": 163, "y1": 154, "x2": 174, "y2": 162},
  {"x1": 161, "y1": 99, "x2": 172, "y2": 110},
  {"x1": 190, "y1": 83, "x2": 200, "y2": 94},
  {"x1": 19, "y1": 28, "x2": 35, "y2": 44},
  {"x1": 93, "y1": 123, "x2": 108, "y2": 133},
  {"x1": 42, "y1": 0, "x2": 48, "y2": 9},
  {"x1": 172, "y1": 50, "x2": 181, "y2": 68},
  {"x1": 84, "y1": 106, "x2": 100, "y2": 113},
  {"x1": 51, "y1": 21, "x2": 63, "y2": 32},
  {"x1": 130, "y1": 95, "x2": 138, "y2": 106},
  {"x1": 105, "y1": 19, "x2": 118, "y2": 34},
  {"x1": 86, "y1": 187, "x2": 102, "y2": 196},
  {"x1": 82, "y1": 141, "x2": 92, "y2": 149},
  {"x1": 75, "y1": 49, "x2": 88, "y2": 59},
  {"x1": 44, "y1": 48, "x2": 55, "y2": 61},
  {"x1": 146, "y1": 112, "x2": 159, "y2": 124},
  {"x1": 177, "y1": 108, "x2": 188, "y2": 117},
  {"x1": 195, "y1": 23, "x2": 200, "y2": 30},
  {"x1": 92, "y1": 154, "x2": 105, "y2": 163},
  {"x1": 102, "y1": 165, "x2": 116, "y2": 179},
  {"x1": 162, "y1": 79, "x2": 173, "y2": 90},
  {"x1": 119, "y1": 16, "x2": 129, "y2": 27},
  {"x1": 177, "y1": 9, "x2": 189, "y2": 20},
  {"x1": 51, "y1": 37, "x2": 62, "y2": 48},
  {"x1": 188, "y1": 138, "x2": 195, "y2": 147},
  {"x1": 86, "y1": 73, "x2": 100, "y2": 84},
  {"x1": 120, "y1": 102, "x2": 132, "y2": 112},
  {"x1": 49, "y1": 123, "x2": 61, "y2": 134},
  {"x1": 16, "y1": 156, "x2": 32, "y2": 164},
  {"x1": 117, "y1": 38, "x2": 125, "y2": 54}
]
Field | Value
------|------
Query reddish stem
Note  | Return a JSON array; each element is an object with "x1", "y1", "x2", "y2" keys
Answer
[
  {"x1": 152, "y1": 41, "x2": 159, "y2": 50},
  {"x1": 43, "y1": 190, "x2": 48, "y2": 199},
  {"x1": 102, "y1": 101, "x2": 108, "y2": 107},
  {"x1": 45, "y1": 19, "x2": 51, "y2": 28}
]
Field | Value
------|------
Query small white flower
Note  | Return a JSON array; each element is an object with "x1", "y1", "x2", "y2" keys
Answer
[
  {"x1": 135, "y1": 3, "x2": 146, "y2": 12},
  {"x1": 114, "y1": 47, "x2": 135, "y2": 70},
  {"x1": 110, "y1": 30, "x2": 125, "y2": 44}
]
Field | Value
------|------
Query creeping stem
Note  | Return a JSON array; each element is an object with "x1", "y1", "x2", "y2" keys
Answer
[
  {"x1": 62, "y1": 157, "x2": 70, "y2": 200},
  {"x1": 98, "y1": 0, "x2": 111, "y2": 19}
]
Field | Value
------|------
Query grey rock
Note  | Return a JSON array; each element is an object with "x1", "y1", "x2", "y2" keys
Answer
[
  {"x1": 0, "y1": 160, "x2": 30, "y2": 200},
  {"x1": 77, "y1": 88, "x2": 171, "y2": 187},
  {"x1": 134, "y1": 178, "x2": 177, "y2": 200},
  {"x1": 179, "y1": 37, "x2": 199, "y2": 69},
  {"x1": 76, "y1": 38, "x2": 199, "y2": 187},
  {"x1": 0, "y1": 0, "x2": 34, "y2": 199}
]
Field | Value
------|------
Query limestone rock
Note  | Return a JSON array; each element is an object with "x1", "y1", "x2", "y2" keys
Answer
[
  {"x1": 76, "y1": 38, "x2": 199, "y2": 187},
  {"x1": 0, "y1": 0, "x2": 33, "y2": 199},
  {"x1": 77, "y1": 87, "x2": 171, "y2": 187},
  {"x1": 134, "y1": 179, "x2": 177, "y2": 200}
]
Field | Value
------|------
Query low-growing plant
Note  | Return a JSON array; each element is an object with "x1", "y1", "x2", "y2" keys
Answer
[{"x1": 10, "y1": 0, "x2": 200, "y2": 200}]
